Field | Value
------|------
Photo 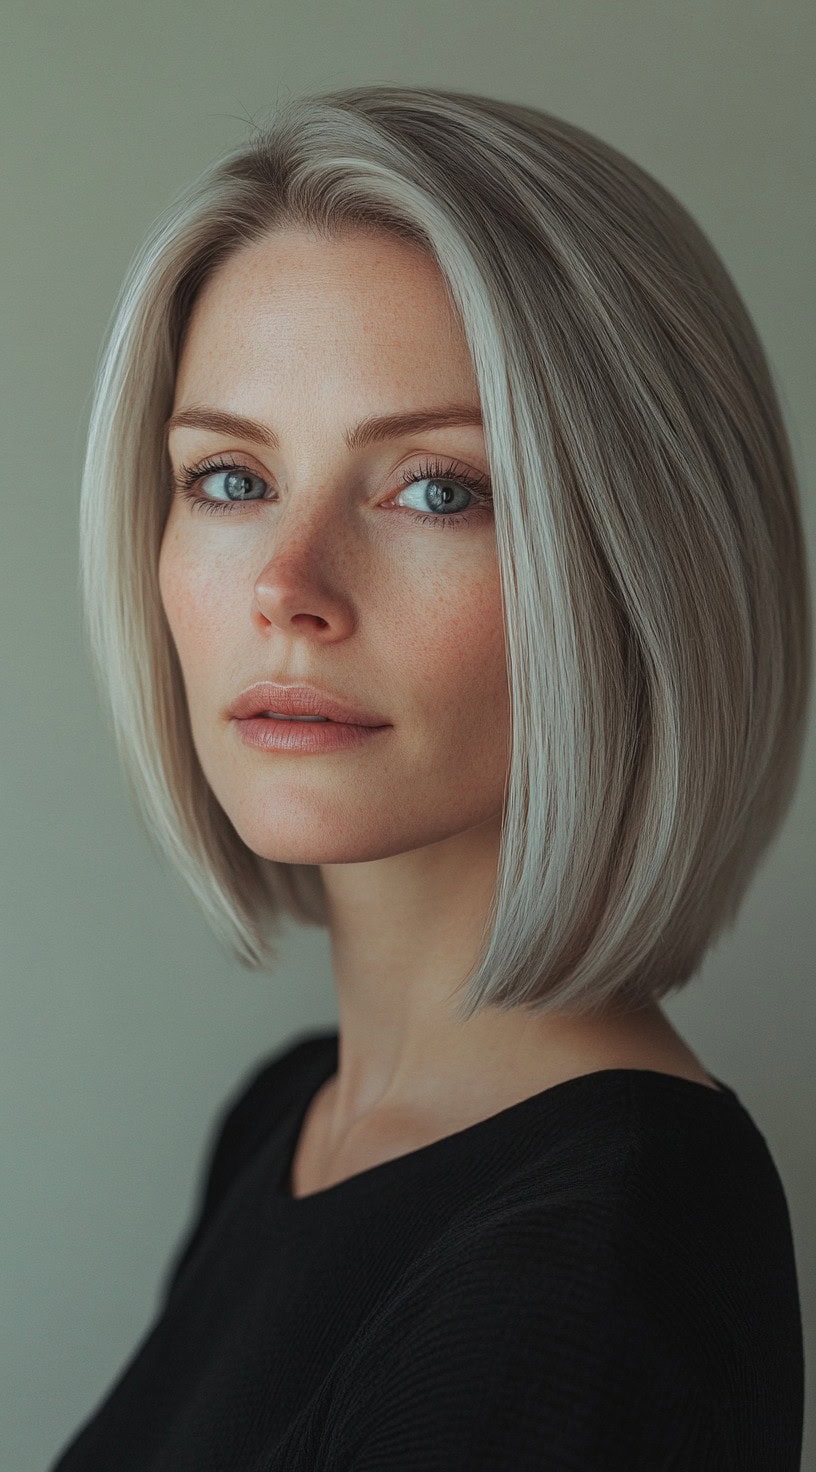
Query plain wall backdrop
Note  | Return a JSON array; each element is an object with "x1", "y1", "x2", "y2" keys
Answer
[{"x1": 2, "y1": 2, "x2": 813, "y2": 1468}]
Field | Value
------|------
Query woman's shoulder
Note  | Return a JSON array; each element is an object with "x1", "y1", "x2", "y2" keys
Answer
[
  {"x1": 334, "y1": 1075, "x2": 805, "y2": 1472},
  {"x1": 359, "y1": 1072, "x2": 802, "y2": 1438},
  {"x1": 615, "y1": 1067, "x2": 794, "y2": 1243},
  {"x1": 208, "y1": 1027, "x2": 336, "y2": 1171},
  {"x1": 158, "y1": 1028, "x2": 334, "y2": 1302},
  {"x1": 507, "y1": 1065, "x2": 797, "y2": 1266},
  {"x1": 402, "y1": 1066, "x2": 800, "y2": 1347}
]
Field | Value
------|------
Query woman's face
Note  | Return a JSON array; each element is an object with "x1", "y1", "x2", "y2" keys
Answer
[{"x1": 159, "y1": 225, "x2": 511, "y2": 866}]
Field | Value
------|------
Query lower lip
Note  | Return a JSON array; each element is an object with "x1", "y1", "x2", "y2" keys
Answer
[{"x1": 233, "y1": 717, "x2": 391, "y2": 753}]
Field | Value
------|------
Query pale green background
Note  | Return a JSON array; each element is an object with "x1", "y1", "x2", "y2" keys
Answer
[{"x1": 2, "y1": 2, "x2": 813, "y2": 1469}]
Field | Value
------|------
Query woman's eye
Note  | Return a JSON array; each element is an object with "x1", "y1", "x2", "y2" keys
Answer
[
  {"x1": 392, "y1": 477, "x2": 473, "y2": 518},
  {"x1": 203, "y1": 468, "x2": 267, "y2": 503},
  {"x1": 172, "y1": 459, "x2": 492, "y2": 530}
]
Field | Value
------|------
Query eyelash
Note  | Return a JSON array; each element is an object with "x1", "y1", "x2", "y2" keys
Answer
[{"x1": 169, "y1": 454, "x2": 493, "y2": 531}]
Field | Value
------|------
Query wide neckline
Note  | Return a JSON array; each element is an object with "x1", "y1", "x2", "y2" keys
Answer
[{"x1": 269, "y1": 1031, "x2": 743, "y2": 1211}]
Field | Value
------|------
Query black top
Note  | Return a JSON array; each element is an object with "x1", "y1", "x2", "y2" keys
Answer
[{"x1": 48, "y1": 1028, "x2": 804, "y2": 1470}]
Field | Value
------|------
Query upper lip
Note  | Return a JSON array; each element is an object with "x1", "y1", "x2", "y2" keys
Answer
[{"x1": 228, "y1": 682, "x2": 389, "y2": 726}]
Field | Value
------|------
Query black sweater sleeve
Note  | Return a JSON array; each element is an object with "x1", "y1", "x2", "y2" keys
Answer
[
  {"x1": 330, "y1": 1211, "x2": 726, "y2": 1471},
  {"x1": 156, "y1": 1050, "x2": 292, "y2": 1306}
]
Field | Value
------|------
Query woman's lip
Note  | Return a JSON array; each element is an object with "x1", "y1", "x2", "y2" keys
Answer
[
  {"x1": 233, "y1": 715, "x2": 391, "y2": 753},
  {"x1": 228, "y1": 682, "x2": 388, "y2": 726}
]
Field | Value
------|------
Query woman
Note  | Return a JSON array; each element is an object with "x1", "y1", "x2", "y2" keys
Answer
[{"x1": 50, "y1": 84, "x2": 808, "y2": 1469}]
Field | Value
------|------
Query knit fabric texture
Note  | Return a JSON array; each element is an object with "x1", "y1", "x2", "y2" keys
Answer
[{"x1": 48, "y1": 1028, "x2": 804, "y2": 1470}]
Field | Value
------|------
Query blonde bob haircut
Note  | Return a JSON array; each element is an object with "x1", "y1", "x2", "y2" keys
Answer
[{"x1": 79, "y1": 83, "x2": 811, "y2": 1024}]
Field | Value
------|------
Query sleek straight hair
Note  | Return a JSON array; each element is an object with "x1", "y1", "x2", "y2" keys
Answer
[{"x1": 79, "y1": 84, "x2": 811, "y2": 1023}]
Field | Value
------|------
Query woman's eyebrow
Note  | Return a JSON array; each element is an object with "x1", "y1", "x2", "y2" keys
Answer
[{"x1": 164, "y1": 404, "x2": 483, "y2": 452}]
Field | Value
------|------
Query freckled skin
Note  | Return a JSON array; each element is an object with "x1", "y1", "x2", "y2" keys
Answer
[
  {"x1": 159, "y1": 225, "x2": 710, "y2": 1179},
  {"x1": 159, "y1": 227, "x2": 510, "y2": 871}
]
